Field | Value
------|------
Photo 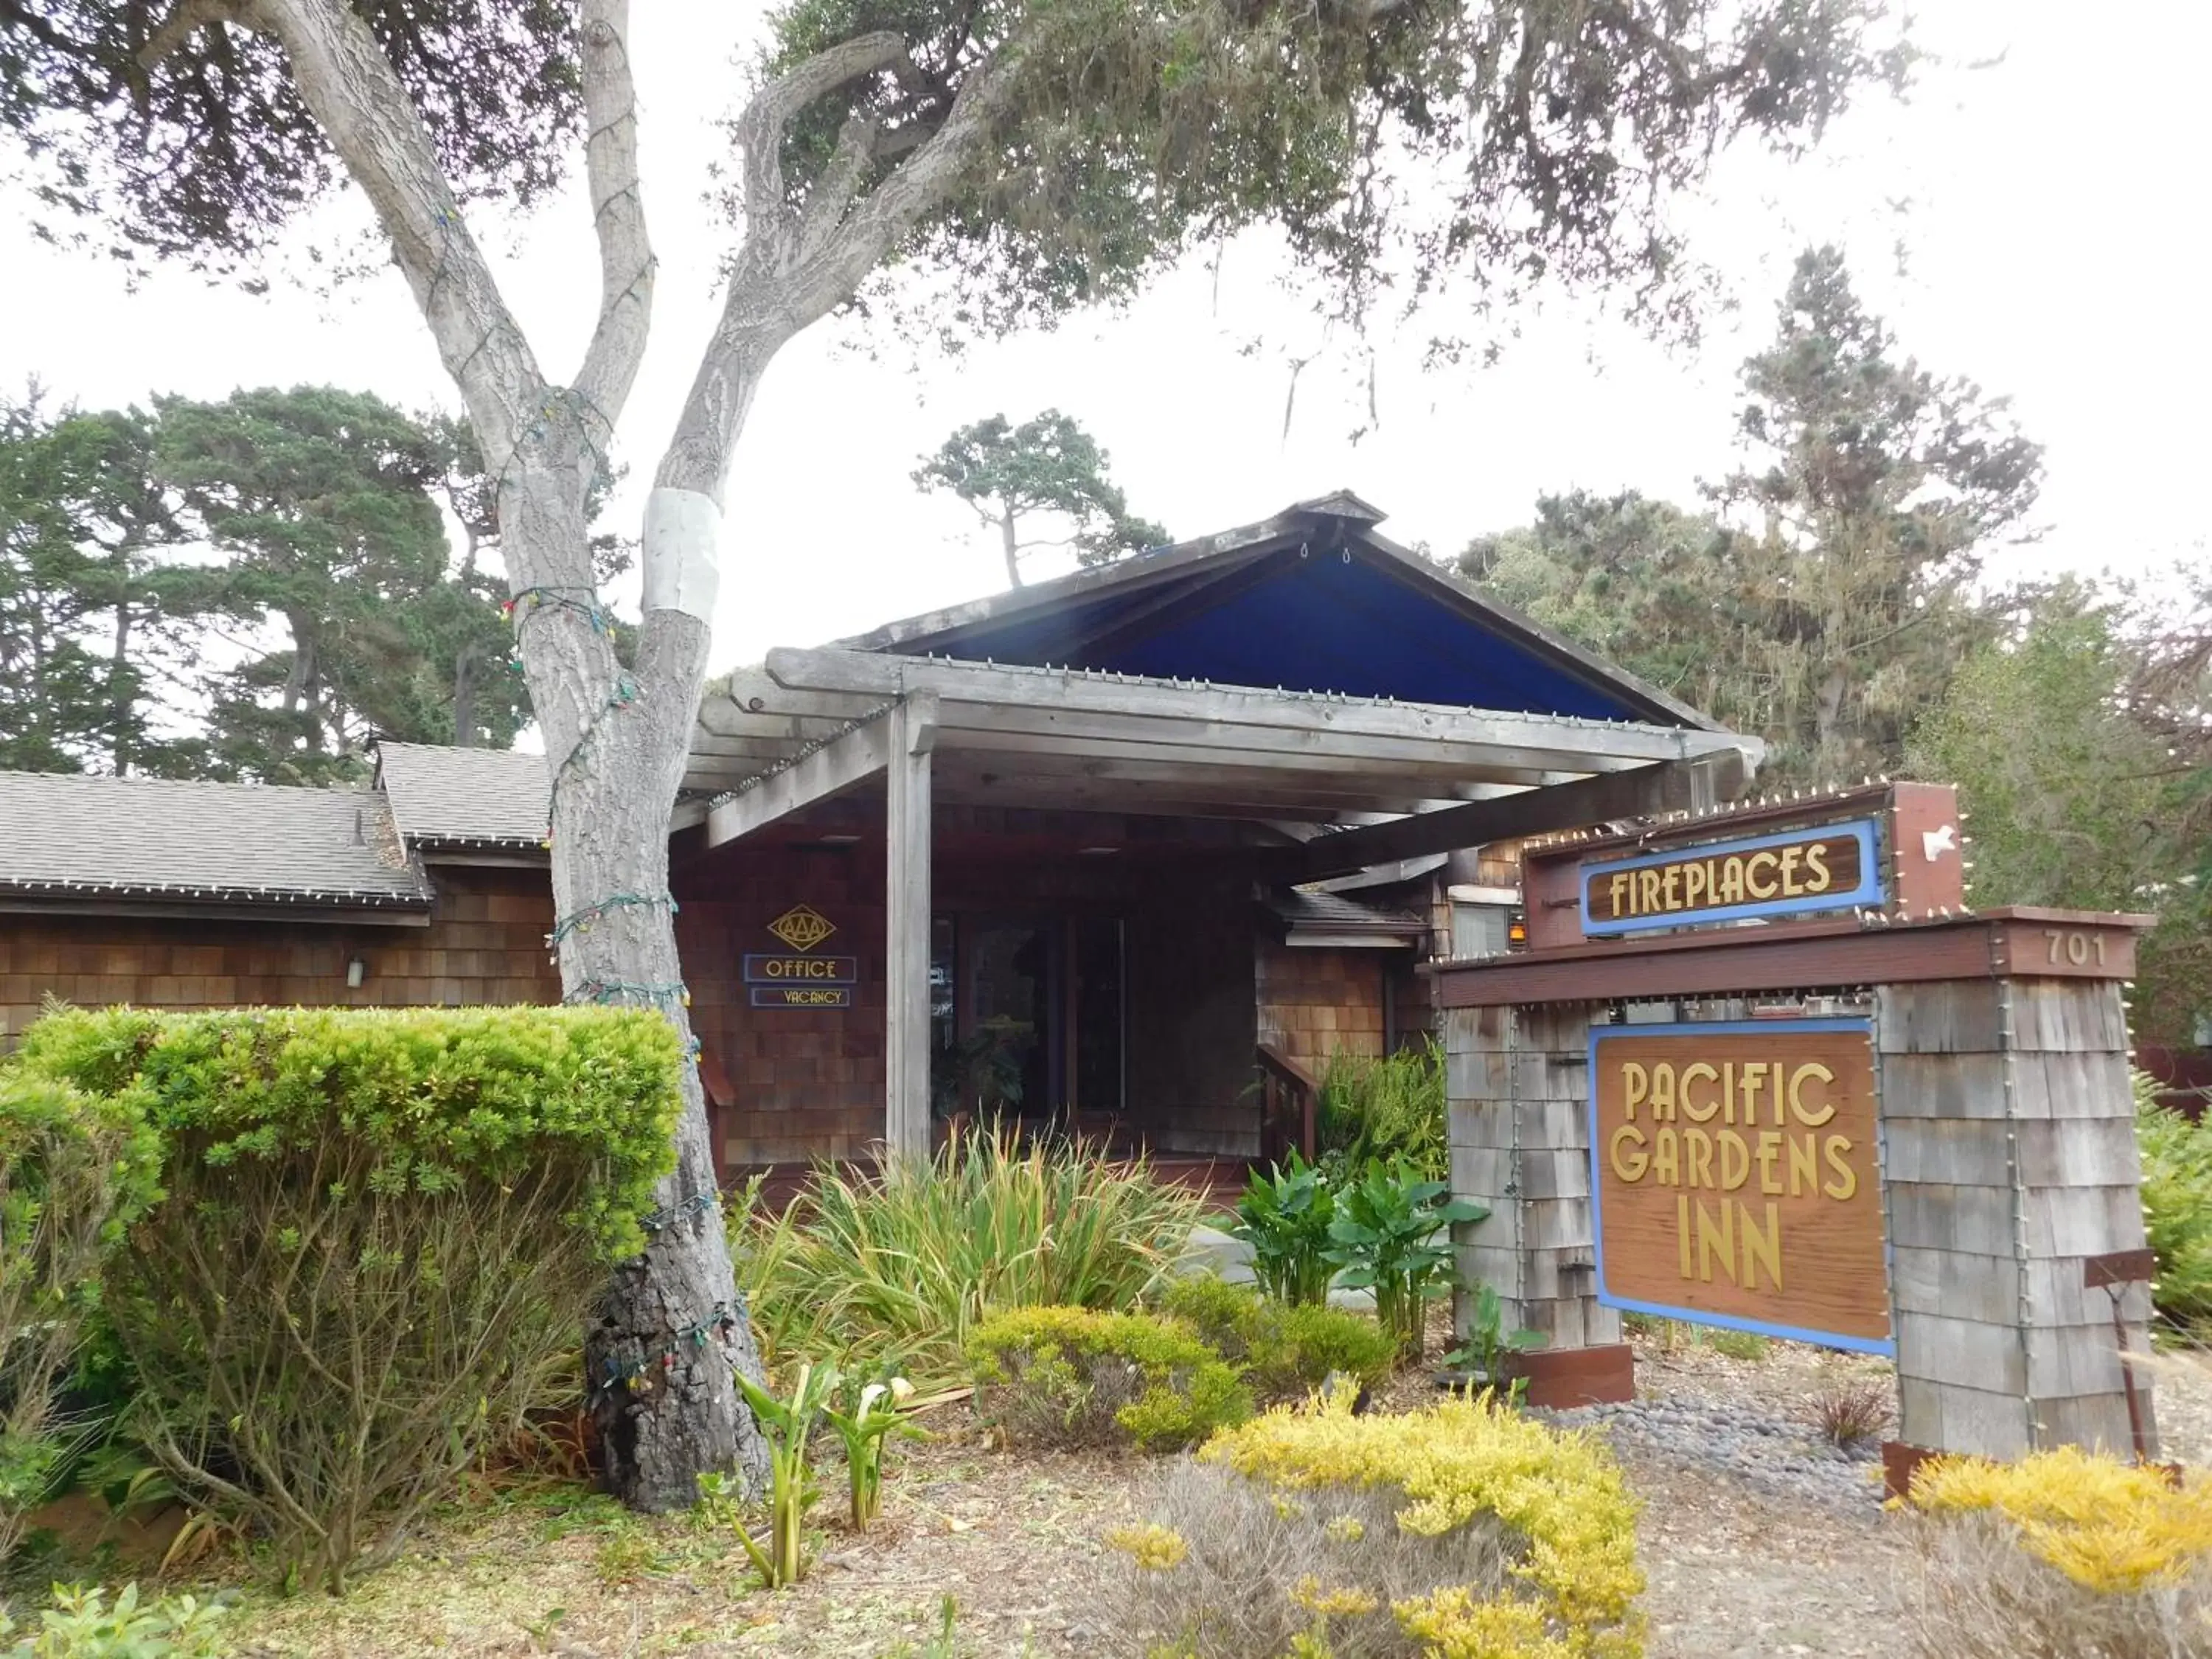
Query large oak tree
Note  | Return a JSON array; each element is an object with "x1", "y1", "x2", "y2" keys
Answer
[{"x1": 2, "y1": 0, "x2": 1910, "y2": 1509}]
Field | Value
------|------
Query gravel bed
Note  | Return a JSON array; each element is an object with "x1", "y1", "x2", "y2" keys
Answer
[{"x1": 1544, "y1": 1393, "x2": 1886, "y2": 1514}]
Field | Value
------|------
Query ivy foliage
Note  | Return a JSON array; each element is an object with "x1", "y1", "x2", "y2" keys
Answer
[{"x1": 12, "y1": 1004, "x2": 681, "y2": 1261}]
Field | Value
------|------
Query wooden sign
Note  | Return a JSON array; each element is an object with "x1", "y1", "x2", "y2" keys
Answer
[
  {"x1": 743, "y1": 953, "x2": 858, "y2": 985},
  {"x1": 749, "y1": 985, "x2": 852, "y2": 1009},
  {"x1": 1581, "y1": 820, "x2": 1883, "y2": 936},
  {"x1": 1588, "y1": 1020, "x2": 1891, "y2": 1354}
]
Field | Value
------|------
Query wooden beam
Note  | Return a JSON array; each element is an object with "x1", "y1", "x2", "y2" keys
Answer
[
  {"x1": 765, "y1": 647, "x2": 1756, "y2": 770},
  {"x1": 1292, "y1": 748, "x2": 1756, "y2": 880},
  {"x1": 703, "y1": 713, "x2": 894, "y2": 849},
  {"x1": 884, "y1": 698, "x2": 935, "y2": 1162}
]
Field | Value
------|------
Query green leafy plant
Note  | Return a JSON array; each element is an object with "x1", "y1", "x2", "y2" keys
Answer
[
  {"x1": 1158, "y1": 1275, "x2": 1395, "y2": 1402},
  {"x1": 732, "y1": 1132, "x2": 1200, "y2": 1383},
  {"x1": 9, "y1": 1005, "x2": 682, "y2": 1593},
  {"x1": 1325, "y1": 1159, "x2": 1488, "y2": 1360},
  {"x1": 822, "y1": 1374, "x2": 923, "y2": 1531},
  {"x1": 0, "y1": 1069, "x2": 164, "y2": 1565},
  {"x1": 1316, "y1": 1041, "x2": 1447, "y2": 1178},
  {"x1": 1224, "y1": 1155, "x2": 1337, "y2": 1307},
  {"x1": 715, "y1": 1360, "x2": 837, "y2": 1588},
  {"x1": 2136, "y1": 1074, "x2": 2212, "y2": 1335},
  {"x1": 0, "y1": 1582, "x2": 230, "y2": 1659},
  {"x1": 967, "y1": 1307, "x2": 1251, "y2": 1452},
  {"x1": 1442, "y1": 1284, "x2": 1545, "y2": 1405},
  {"x1": 592, "y1": 1526, "x2": 667, "y2": 1587}
]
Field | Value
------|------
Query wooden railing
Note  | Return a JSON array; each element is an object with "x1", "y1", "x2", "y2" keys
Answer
[{"x1": 1256, "y1": 1042, "x2": 1320, "y2": 1166}]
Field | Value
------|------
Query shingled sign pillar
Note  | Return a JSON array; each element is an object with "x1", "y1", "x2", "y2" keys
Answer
[
  {"x1": 1447, "y1": 1000, "x2": 1630, "y2": 1405},
  {"x1": 1879, "y1": 960, "x2": 2157, "y2": 1475}
]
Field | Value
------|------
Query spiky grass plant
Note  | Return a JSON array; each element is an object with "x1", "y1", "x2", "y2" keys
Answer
[{"x1": 731, "y1": 1131, "x2": 1203, "y2": 1384}]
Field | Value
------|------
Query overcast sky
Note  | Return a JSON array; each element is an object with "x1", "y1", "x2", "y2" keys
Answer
[{"x1": 6, "y1": 0, "x2": 2207, "y2": 678}]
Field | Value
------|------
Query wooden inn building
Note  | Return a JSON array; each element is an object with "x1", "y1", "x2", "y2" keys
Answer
[{"x1": 0, "y1": 492, "x2": 1759, "y2": 1186}]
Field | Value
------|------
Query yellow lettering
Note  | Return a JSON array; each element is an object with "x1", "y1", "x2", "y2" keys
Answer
[
  {"x1": 1683, "y1": 860, "x2": 1708, "y2": 910},
  {"x1": 1719, "y1": 856, "x2": 1746, "y2": 905},
  {"x1": 1789, "y1": 1062, "x2": 1837, "y2": 1127},
  {"x1": 1722, "y1": 1062, "x2": 1736, "y2": 1124},
  {"x1": 1756, "y1": 1130, "x2": 1783, "y2": 1194},
  {"x1": 1745, "y1": 849, "x2": 1780, "y2": 900},
  {"x1": 1677, "y1": 1194, "x2": 1693, "y2": 1278},
  {"x1": 1663, "y1": 863, "x2": 1682, "y2": 912},
  {"x1": 1651, "y1": 1063, "x2": 1677, "y2": 1122},
  {"x1": 1787, "y1": 1132, "x2": 1819, "y2": 1197},
  {"x1": 1780, "y1": 844, "x2": 1804, "y2": 896},
  {"x1": 1696, "y1": 1200, "x2": 1736, "y2": 1284},
  {"x1": 1771, "y1": 1062, "x2": 1787, "y2": 1127},
  {"x1": 1804, "y1": 842, "x2": 1832, "y2": 893},
  {"x1": 1621, "y1": 1062, "x2": 1647, "y2": 1123},
  {"x1": 1740, "y1": 1202, "x2": 1784, "y2": 1291},
  {"x1": 1653, "y1": 1127, "x2": 1680, "y2": 1187},
  {"x1": 1718, "y1": 1130, "x2": 1750, "y2": 1192},
  {"x1": 1680, "y1": 1062, "x2": 1719, "y2": 1123},
  {"x1": 1740, "y1": 1064, "x2": 1767, "y2": 1127},
  {"x1": 1685, "y1": 1127, "x2": 1716, "y2": 1190},
  {"x1": 1823, "y1": 1135, "x2": 1858, "y2": 1201},
  {"x1": 1641, "y1": 868, "x2": 1662, "y2": 914},
  {"x1": 1608, "y1": 872, "x2": 1630, "y2": 918},
  {"x1": 1610, "y1": 1124, "x2": 1649, "y2": 1183}
]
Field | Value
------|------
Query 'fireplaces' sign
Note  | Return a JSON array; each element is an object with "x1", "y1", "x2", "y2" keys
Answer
[
  {"x1": 1588, "y1": 1020, "x2": 1891, "y2": 1354},
  {"x1": 1579, "y1": 821, "x2": 1883, "y2": 935}
]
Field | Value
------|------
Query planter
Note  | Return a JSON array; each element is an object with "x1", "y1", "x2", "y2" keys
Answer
[{"x1": 1433, "y1": 1343, "x2": 1635, "y2": 1410}]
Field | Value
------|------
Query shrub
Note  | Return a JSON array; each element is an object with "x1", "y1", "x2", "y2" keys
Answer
[
  {"x1": 1811, "y1": 1377, "x2": 1889, "y2": 1450},
  {"x1": 1106, "y1": 1390, "x2": 1644, "y2": 1658},
  {"x1": 1325, "y1": 1159, "x2": 1486, "y2": 1360},
  {"x1": 1224, "y1": 1155, "x2": 1336, "y2": 1307},
  {"x1": 967, "y1": 1307, "x2": 1251, "y2": 1451},
  {"x1": 0, "y1": 1072, "x2": 162, "y2": 1565},
  {"x1": 734, "y1": 1133, "x2": 1201, "y2": 1384},
  {"x1": 0, "y1": 1582, "x2": 231, "y2": 1658},
  {"x1": 12, "y1": 1005, "x2": 682, "y2": 1593},
  {"x1": 2135, "y1": 1074, "x2": 2212, "y2": 1334},
  {"x1": 1159, "y1": 1276, "x2": 1395, "y2": 1402},
  {"x1": 1318, "y1": 1041, "x2": 1447, "y2": 1178},
  {"x1": 1906, "y1": 1447, "x2": 2212, "y2": 1657}
]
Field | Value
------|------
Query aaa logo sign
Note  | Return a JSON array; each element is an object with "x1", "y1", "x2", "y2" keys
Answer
[{"x1": 1589, "y1": 1020, "x2": 1890, "y2": 1354}]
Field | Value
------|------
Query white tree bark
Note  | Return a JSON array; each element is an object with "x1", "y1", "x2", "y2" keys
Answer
[{"x1": 147, "y1": 0, "x2": 1021, "y2": 1512}]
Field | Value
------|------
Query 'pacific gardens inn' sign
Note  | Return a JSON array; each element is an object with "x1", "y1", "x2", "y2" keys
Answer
[{"x1": 1575, "y1": 813, "x2": 1898, "y2": 1354}]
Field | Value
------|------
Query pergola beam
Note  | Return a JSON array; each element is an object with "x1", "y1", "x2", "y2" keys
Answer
[
  {"x1": 1291, "y1": 748, "x2": 1757, "y2": 880},
  {"x1": 703, "y1": 712, "x2": 896, "y2": 849}
]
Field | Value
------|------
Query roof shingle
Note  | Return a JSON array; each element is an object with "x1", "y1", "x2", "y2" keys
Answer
[
  {"x1": 374, "y1": 742, "x2": 551, "y2": 848},
  {"x1": 0, "y1": 771, "x2": 428, "y2": 905}
]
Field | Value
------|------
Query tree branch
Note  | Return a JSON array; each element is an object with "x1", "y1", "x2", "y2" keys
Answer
[
  {"x1": 796, "y1": 112, "x2": 880, "y2": 260},
  {"x1": 572, "y1": 0, "x2": 654, "y2": 438},
  {"x1": 251, "y1": 0, "x2": 540, "y2": 469},
  {"x1": 136, "y1": 0, "x2": 248, "y2": 69},
  {"x1": 735, "y1": 30, "x2": 911, "y2": 237}
]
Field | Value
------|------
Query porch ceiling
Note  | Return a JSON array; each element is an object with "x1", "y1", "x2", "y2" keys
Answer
[{"x1": 683, "y1": 647, "x2": 1760, "y2": 850}]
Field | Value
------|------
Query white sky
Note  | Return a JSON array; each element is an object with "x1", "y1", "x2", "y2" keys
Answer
[{"x1": 5, "y1": 0, "x2": 2207, "y2": 680}]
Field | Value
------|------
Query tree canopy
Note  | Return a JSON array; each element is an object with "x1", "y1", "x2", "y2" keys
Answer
[
  {"x1": 1470, "y1": 246, "x2": 2042, "y2": 782},
  {"x1": 0, "y1": 384, "x2": 523, "y2": 782},
  {"x1": 914, "y1": 411, "x2": 1165, "y2": 586}
]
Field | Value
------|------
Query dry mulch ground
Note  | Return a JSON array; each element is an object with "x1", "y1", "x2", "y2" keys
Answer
[{"x1": 191, "y1": 1332, "x2": 2212, "y2": 1656}]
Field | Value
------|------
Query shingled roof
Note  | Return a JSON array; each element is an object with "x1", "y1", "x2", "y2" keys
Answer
[
  {"x1": 0, "y1": 771, "x2": 430, "y2": 909},
  {"x1": 373, "y1": 742, "x2": 551, "y2": 849},
  {"x1": 1267, "y1": 888, "x2": 1427, "y2": 945}
]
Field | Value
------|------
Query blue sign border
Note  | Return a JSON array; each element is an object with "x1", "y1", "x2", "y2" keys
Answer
[
  {"x1": 1587, "y1": 1018, "x2": 1893, "y2": 1357},
  {"x1": 1579, "y1": 818, "x2": 1885, "y2": 936}
]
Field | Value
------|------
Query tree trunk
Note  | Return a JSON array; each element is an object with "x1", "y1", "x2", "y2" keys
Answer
[
  {"x1": 452, "y1": 642, "x2": 478, "y2": 747},
  {"x1": 111, "y1": 585, "x2": 133, "y2": 774},
  {"x1": 1000, "y1": 509, "x2": 1023, "y2": 588}
]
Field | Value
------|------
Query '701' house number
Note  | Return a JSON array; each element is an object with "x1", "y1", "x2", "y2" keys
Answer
[{"x1": 2044, "y1": 929, "x2": 2108, "y2": 967}]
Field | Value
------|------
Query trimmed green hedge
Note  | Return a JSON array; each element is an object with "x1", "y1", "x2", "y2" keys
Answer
[
  {"x1": 967, "y1": 1307, "x2": 1251, "y2": 1451},
  {"x1": 10, "y1": 1005, "x2": 685, "y2": 1592},
  {"x1": 1158, "y1": 1273, "x2": 1397, "y2": 1402}
]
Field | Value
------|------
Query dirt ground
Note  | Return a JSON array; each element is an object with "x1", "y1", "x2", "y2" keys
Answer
[{"x1": 193, "y1": 1333, "x2": 2212, "y2": 1656}]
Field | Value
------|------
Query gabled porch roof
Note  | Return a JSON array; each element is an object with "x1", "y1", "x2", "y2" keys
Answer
[{"x1": 683, "y1": 493, "x2": 1759, "y2": 868}]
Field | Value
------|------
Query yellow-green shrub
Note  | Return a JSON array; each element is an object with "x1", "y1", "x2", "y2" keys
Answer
[
  {"x1": 1906, "y1": 1447, "x2": 2212, "y2": 1658},
  {"x1": 967, "y1": 1306, "x2": 1251, "y2": 1451},
  {"x1": 1107, "y1": 1390, "x2": 1644, "y2": 1658},
  {"x1": 10, "y1": 1005, "x2": 683, "y2": 1593},
  {"x1": 1160, "y1": 1274, "x2": 1397, "y2": 1402}
]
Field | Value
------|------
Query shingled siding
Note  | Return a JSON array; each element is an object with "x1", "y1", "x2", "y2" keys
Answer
[
  {"x1": 0, "y1": 866, "x2": 560, "y2": 1047},
  {"x1": 1256, "y1": 940, "x2": 1393, "y2": 1076}
]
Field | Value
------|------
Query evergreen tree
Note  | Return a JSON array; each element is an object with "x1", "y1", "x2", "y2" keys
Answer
[{"x1": 915, "y1": 411, "x2": 1166, "y2": 588}]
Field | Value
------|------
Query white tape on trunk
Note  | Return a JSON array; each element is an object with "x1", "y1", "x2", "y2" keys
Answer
[{"x1": 641, "y1": 487, "x2": 723, "y2": 623}]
